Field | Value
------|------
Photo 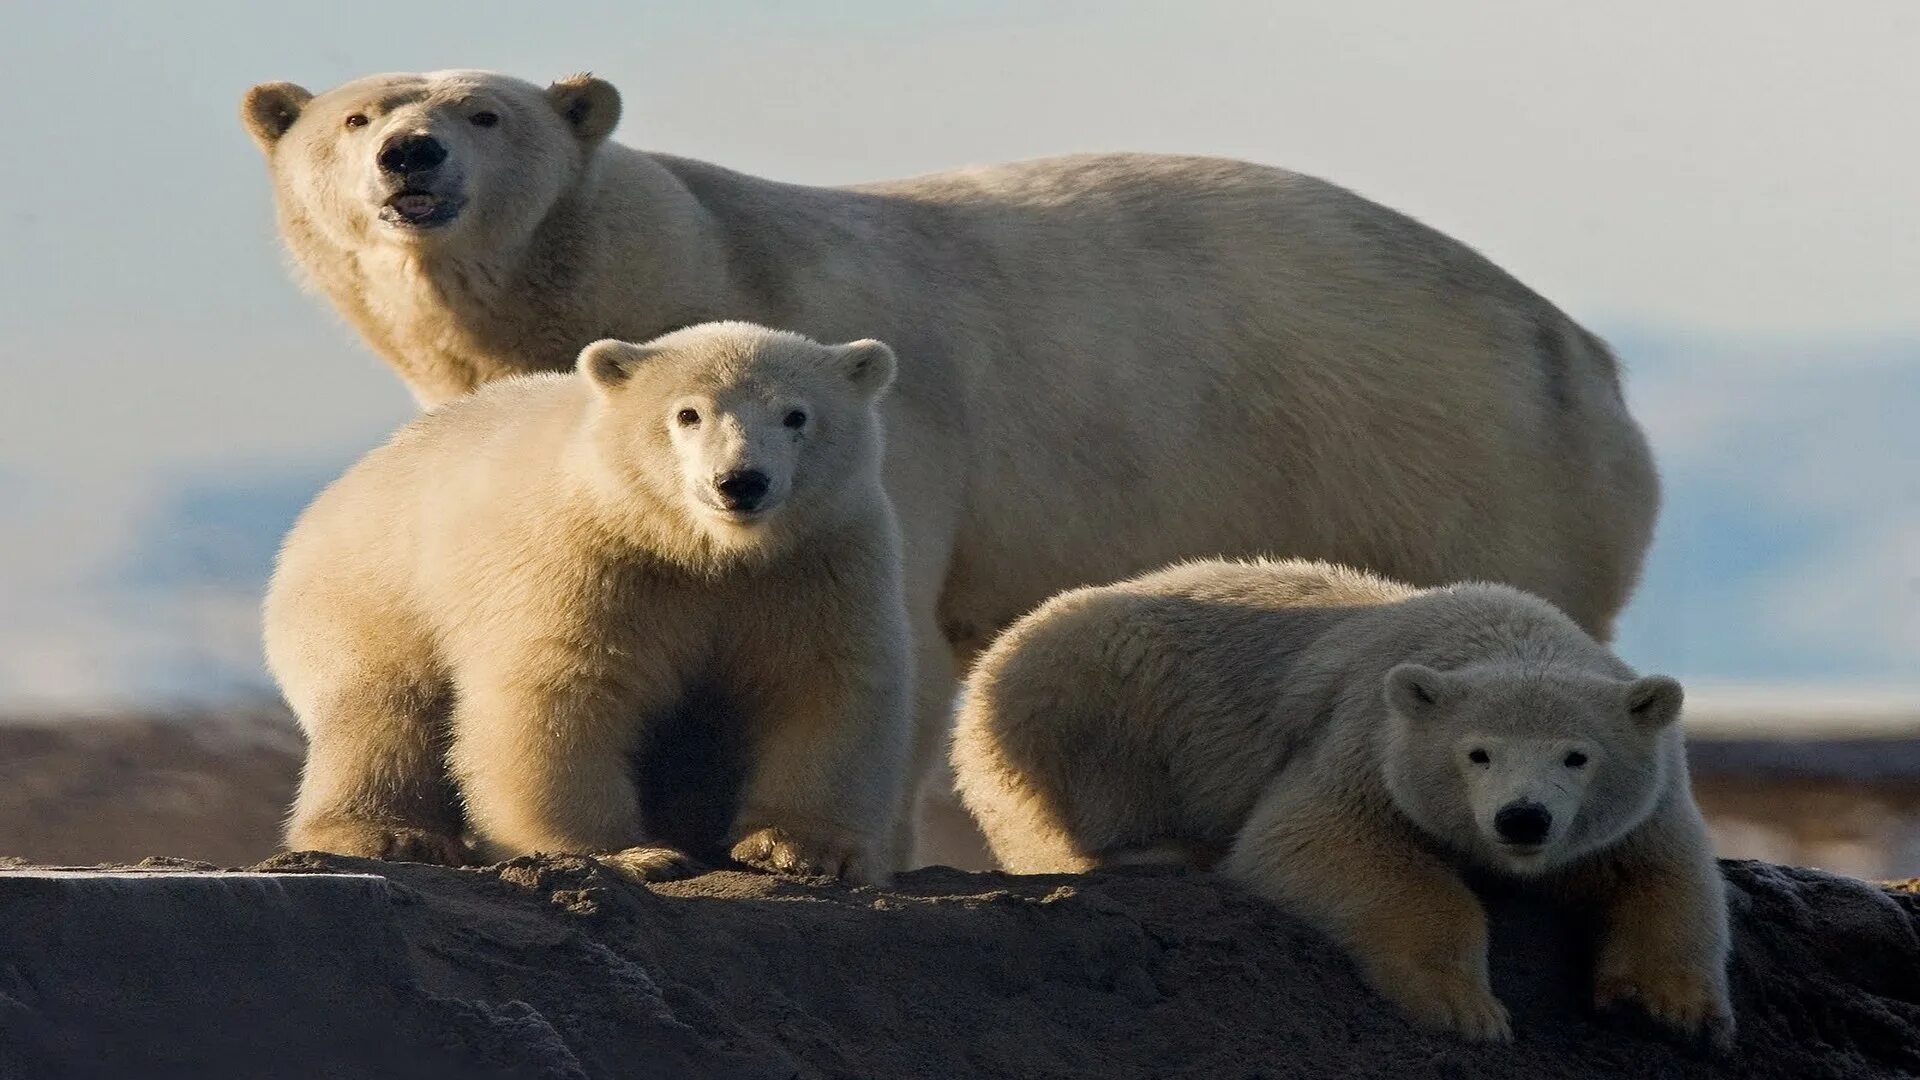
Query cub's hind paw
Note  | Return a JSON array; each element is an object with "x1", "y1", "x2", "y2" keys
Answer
[{"x1": 287, "y1": 820, "x2": 470, "y2": 867}]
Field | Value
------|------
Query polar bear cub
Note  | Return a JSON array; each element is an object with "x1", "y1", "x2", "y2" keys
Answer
[
  {"x1": 952, "y1": 558, "x2": 1731, "y2": 1043},
  {"x1": 267, "y1": 322, "x2": 911, "y2": 883}
]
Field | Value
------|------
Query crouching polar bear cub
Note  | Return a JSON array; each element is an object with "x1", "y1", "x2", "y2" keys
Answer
[
  {"x1": 953, "y1": 559, "x2": 1731, "y2": 1044},
  {"x1": 266, "y1": 322, "x2": 910, "y2": 883}
]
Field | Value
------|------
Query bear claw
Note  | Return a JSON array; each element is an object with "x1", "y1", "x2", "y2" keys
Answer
[
  {"x1": 597, "y1": 845, "x2": 703, "y2": 883},
  {"x1": 1377, "y1": 965, "x2": 1513, "y2": 1042},
  {"x1": 288, "y1": 820, "x2": 471, "y2": 867},
  {"x1": 730, "y1": 826, "x2": 879, "y2": 885},
  {"x1": 599, "y1": 841, "x2": 706, "y2": 883},
  {"x1": 1596, "y1": 968, "x2": 1735, "y2": 1049}
]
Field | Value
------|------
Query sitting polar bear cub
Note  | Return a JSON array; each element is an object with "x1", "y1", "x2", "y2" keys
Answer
[
  {"x1": 267, "y1": 322, "x2": 911, "y2": 884},
  {"x1": 952, "y1": 558, "x2": 1731, "y2": 1044}
]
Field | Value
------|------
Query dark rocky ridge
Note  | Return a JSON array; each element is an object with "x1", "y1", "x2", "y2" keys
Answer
[{"x1": 2, "y1": 855, "x2": 1915, "y2": 1079}]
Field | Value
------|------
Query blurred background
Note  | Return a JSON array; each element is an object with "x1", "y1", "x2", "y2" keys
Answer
[{"x1": 1, "y1": 2, "x2": 1914, "y2": 875}]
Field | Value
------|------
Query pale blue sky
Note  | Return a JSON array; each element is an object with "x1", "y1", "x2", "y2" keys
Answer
[{"x1": 0, "y1": 2, "x2": 1915, "y2": 705}]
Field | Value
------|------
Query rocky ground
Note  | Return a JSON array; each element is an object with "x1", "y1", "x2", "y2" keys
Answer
[{"x1": 3, "y1": 853, "x2": 1917, "y2": 1079}]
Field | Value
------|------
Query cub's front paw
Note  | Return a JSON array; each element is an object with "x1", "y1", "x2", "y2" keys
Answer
[
  {"x1": 597, "y1": 844, "x2": 703, "y2": 884},
  {"x1": 1372, "y1": 961, "x2": 1513, "y2": 1043},
  {"x1": 730, "y1": 826, "x2": 881, "y2": 884},
  {"x1": 1596, "y1": 955, "x2": 1735, "y2": 1048},
  {"x1": 287, "y1": 819, "x2": 470, "y2": 866}
]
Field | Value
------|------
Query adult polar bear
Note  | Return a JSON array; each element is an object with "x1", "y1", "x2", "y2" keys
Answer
[{"x1": 242, "y1": 70, "x2": 1660, "y2": 868}]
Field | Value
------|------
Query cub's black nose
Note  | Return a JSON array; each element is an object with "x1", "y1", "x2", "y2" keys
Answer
[
  {"x1": 714, "y1": 469, "x2": 771, "y2": 511},
  {"x1": 378, "y1": 134, "x2": 448, "y2": 176},
  {"x1": 1494, "y1": 802, "x2": 1552, "y2": 845}
]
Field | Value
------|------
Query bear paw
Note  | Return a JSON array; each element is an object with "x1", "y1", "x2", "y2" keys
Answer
[
  {"x1": 730, "y1": 826, "x2": 881, "y2": 885},
  {"x1": 1374, "y1": 963, "x2": 1513, "y2": 1043},
  {"x1": 597, "y1": 845, "x2": 703, "y2": 884},
  {"x1": 287, "y1": 819, "x2": 471, "y2": 866},
  {"x1": 1596, "y1": 960, "x2": 1734, "y2": 1048}
]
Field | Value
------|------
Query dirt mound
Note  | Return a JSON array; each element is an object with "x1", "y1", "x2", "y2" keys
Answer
[{"x1": 4, "y1": 855, "x2": 1915, "y2": 1079}]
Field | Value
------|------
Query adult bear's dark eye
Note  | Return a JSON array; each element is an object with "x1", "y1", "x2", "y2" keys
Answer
[
  {"x1": 1467, "y1": 748, "x2": 1490, "y2": 765},
  {"x1": 676, "y1": 408, "x2": 701, "y2": 427},
  {"x1": 1563, "y1": 751, "x2": 1588, "y2": 768},
  {"x1": 783, "y1": 410, "x2": 808, "y2": 429},
  {"x1": 344, "y1": 113, "x2": 369, "y2": 129},
  {"x1": 470, "y1": 111, "x2": 499, "y2": 128}
]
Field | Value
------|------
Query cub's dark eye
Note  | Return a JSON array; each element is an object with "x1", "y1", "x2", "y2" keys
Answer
[
  {"x1": 344, "y1": 113, "x2": 369, "y2": 129},
  {"x1": 1467, "y1": 749, "x2": 1490, "y2": 765},
  {"x1": 675, "y1": 408, "x2": 701, "y2": 427},
  {"x1": 470, "y1": 111, "x2": 499, "y2": 128},
  {"x1": 783, "y1": 410, "x2": 808, "y2": 429},
  {"x1": 1564, "y1": 751, "x2": 1589, "y2": 769}
]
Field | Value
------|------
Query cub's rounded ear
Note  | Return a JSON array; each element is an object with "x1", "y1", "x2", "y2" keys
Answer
[
  {"x1": 836, "y1": 339, "x2": 897, "y2": 398},
  {"x1": 578, "y1": 339, "x2": 654, "y2": 392},
  {"x1": 547, "y1": 74, "x2": 621, "y2": 143},
  {"x1": 1385, "y1": 663, "x2": 1451, "y2": 718},
  {"x1": 1624, "y1": 675, "x2": 1685, "y2": 729},
  {"x1": 242, "y1": 82, "x2": 314, "y2": 151}
]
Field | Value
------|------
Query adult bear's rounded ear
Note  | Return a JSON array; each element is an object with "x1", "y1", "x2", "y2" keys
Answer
[
  {"x1": 1623, "y1": 675, "x2": 1685, "y2": 730},
  {"x1": 1384, "y1": 663, "x2": 1452, "y2": 719},
  {"x1": 241, "y1": 82, "x2": 314, "y2": 151},
  {"x1": 578, "y1": 339, "x2": 656, "y2": 392},
  {"x1": 836, "y1": 339, "x2": 897, "y2": 398},
  {"x1": 547, "y1": 74, "x2": 621, "y2": 142}
]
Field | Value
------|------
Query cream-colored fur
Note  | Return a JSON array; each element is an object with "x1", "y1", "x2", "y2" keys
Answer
[
  {"x1": 952, "y1": 559, "x2": 1731, "y2": 1045},
  {"x1": 266, "y1": 323, "x2": 911, "y2": 884},
  {"x1": 243, "y1": 70, "x2": 1661, "y2": 867}
]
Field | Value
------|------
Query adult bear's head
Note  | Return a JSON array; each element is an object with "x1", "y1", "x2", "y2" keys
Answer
[{"x1": 242, "y1": 70, "x2": 620, "y2": 253}]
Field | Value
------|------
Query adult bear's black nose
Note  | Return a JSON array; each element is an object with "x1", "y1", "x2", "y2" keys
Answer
[
  {"x1": 714, "y1": 469, "x2": 771, "y2": 511},
  {"x1": 378, "y1": 134, "x2": 447, "y2": 176},
  {"x1": 1494, "y1": 802, "x2": 1552, "y2": 845}
]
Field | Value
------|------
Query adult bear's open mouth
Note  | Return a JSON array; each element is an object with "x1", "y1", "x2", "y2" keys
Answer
[{"x1": 380, "y1": 191, "x2": 465, "y2": 229}]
